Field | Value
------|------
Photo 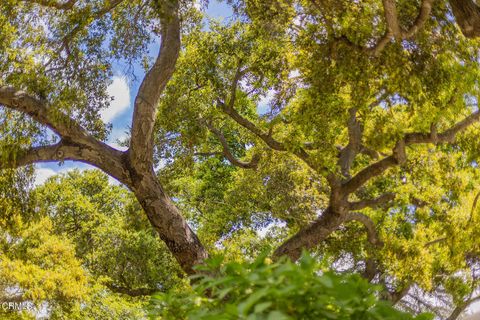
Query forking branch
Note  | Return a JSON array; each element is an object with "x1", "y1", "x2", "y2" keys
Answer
[
  {"x1": 369, "y1": 0, "x2": 435, "y2": 55},
  {"x1": 129, "y1": 0, "x2": 180, "y2": 171},
  {"x1": 274, "y1": 109, "x2": 480, "y2": 262},
  {"x1": 342, "y1": 110, "x2": 480, "y2": 195}
]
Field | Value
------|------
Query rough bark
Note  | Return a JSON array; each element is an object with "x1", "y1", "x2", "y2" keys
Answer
[
  {"x1": 272, "y1": 207, "x2": 345, "y2": 261},
  {"x1": 129, "y1": 1, "x2": 180, "y2": 171},
  {"x1": 450, "y1": 0, "x2": 480, "y2": 38},
  {"x1": 0, "y1": 1, "x2": 209, "y2": 276},
  {"x1": 11, "y1": 141, "x2": 131, "y2": 184},
  {"x1": 0, "y1": 87, "x2": 132, "y2": 184},
  {"x1": 127, "y1": 169, "x2": 208, "y2": 275},
  {"x1": 0, "y1": 86, "x2": 92, "y2": 140},
  {"x1": 3, "y1": 0, "x2": 480, "y2": 280},
  {"x1": 273, "y1": 111, "x2": 480, "y2": 261},
  {"x1": 124, "y1": 1, "x2": 208, "y2": 274}
]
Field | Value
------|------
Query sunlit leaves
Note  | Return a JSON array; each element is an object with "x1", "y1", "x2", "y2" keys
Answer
[{"x1": 150, "y1": 252, "x2": 433, "y2": 319}]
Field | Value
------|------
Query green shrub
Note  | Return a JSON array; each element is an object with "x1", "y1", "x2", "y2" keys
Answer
[{"x1": 148, "y1": 253, "x2": 433, "y2": 320}]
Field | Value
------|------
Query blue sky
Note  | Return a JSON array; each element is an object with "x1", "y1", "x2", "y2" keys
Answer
[
  {"x1": 35, "y1": 1, "x2": 233, "y2": 185},
  {"x1": 30, "y1": 2, "x2": 480, "y2": 317}
]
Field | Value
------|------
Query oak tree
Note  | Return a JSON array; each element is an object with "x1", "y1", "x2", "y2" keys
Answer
[{"x1": 3, "y1": 0, "x2": 480, "y2": 318}]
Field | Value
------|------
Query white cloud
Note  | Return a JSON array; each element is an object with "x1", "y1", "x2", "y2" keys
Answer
[
  {"x1": 35, "y1": 164, "x2": 122, "y2": 187},
  {"x1": 107, "y1": 128, "x2": 129, "y2": 151},
  {"x1": 468, "y1": 301, "x2": 480, "y2": 316},
  {"x1": 34, "y1": 166, "x2": 83, "y2": 186},
  {"x1": 101, "y1": 76, "x2": 131, "y2": 123},
  {"x1": 34, "y1": 168, "x2": 57, "y2": 186}
]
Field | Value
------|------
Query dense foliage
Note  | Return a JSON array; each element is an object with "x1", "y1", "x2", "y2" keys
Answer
[
  {"x1": 0, "y1": 170, "x2": 180, "y2": 319},
  {"x1": 2, "y1": 0, "x2": 480, "y2": 319},
  {"x1": 149, "y1": 253, "x2": 433, "y2": 320}
]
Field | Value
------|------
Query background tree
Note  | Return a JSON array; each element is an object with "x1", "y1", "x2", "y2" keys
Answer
[
  {"x1": 0, "y1": 169, "x2": 180, "y2": 319},
  {"x1": 3, "y1": 0, "x2": 480, "y2": 318}
]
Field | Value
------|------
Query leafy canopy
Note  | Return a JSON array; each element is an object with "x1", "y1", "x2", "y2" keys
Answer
[{"x1": 2, "y1": 0, "x2": 480, "y2": 318}]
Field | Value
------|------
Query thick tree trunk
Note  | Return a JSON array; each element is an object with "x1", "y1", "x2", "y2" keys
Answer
[
  {"x1": 450, "y1": 0, "x2": 480, "y2": 38},
  {"x1": 272, "y1": 207, "x2": 345, "y2": 261},
  {"x1": 128, "y1": 168, "x2": 208, "y2": 275}
]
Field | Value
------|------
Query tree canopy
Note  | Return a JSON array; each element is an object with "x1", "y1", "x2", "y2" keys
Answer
[{"x1": 3, "y1": 0, "x2": 480, "y2": 318}]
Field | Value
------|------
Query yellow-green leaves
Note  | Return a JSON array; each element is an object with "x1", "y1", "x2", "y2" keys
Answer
[{"x1": 0, "y1": 218, "x2": 88, "y2": 302}]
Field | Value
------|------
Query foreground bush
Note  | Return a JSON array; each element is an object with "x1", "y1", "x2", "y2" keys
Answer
[{"x1": 148, "y1": 253, "x2": 432, "y2": 320}]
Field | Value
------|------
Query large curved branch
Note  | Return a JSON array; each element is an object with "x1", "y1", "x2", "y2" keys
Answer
[
  {"x1": 2, "y1": 144, "x2": 207, "y2": 274},
  {"x1": 272, "y1": 208, "x2": 383, "y2": 261},
  {"x1": 1, "y1": 141, "x2": 131, "y2": 184},
  {"x1": 274, "y1": 110, "x2": 480, "y2": 261},
  {"x1": 0, "y1": 143, "x2": 80, "y2": 168},
  {"x1": 0, "y1": 86, "x2": 90, "y2": 140},
  {"x1": 0, "y1": 5, "x2": 205, "y2": 274},
  {"x1": 272, "y1": 207, "x2": 345, "y2": 261},
  {"x1": 0, "y1": 85, "x2": 134, "y2": 185},
  {"x1": 342, "y1": 110, "x2": 480, "y2": 195},
  {"x1": 449, "y1": 0, "x2": 480, "y2": 38},
  {"x1": 405, "y1": 111, "x2": 480, "y2": 144},
  {"x1": 129, "y1": 2, "x2": 180, "y2": 171},
  {"x1": 345, "y1": 210, "x2": 384, "y2": 282},
  {"x1": 342, "y1": 154, "x2": 398, "y2": 195},
  {"x1": 403, "y1": 0, "x2": 435, "y2": 38},
  {"x1": 0, "y1": 86, "x2": 72, "y2": 136}
]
